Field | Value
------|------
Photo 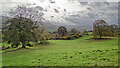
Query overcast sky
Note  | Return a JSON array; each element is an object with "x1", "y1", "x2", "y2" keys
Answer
[{"x1": 1, "y1": 0, "x2": 119, "y2": 26}]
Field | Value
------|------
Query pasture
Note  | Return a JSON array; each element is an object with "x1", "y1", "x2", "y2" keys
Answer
[{"x1": 2, "y1": 36, "x2": 118, "y2": 66}]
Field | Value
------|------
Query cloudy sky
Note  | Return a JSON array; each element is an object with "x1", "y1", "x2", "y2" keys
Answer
[{"x1": 1, "y1": 0, "x2": 119, "y2": 27}]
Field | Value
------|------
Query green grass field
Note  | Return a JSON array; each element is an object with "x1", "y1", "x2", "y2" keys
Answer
[{"x1": 2, "y1": 36, "x2": 119, "y2": 66}]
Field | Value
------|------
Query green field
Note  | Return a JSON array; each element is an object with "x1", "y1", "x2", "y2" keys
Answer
[{"x1": 2, "y1": 36, "x2": 119, "y2": 66}]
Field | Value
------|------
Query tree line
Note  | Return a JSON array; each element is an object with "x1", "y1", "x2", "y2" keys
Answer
[{"x1": 2, "y1": 5, "x2": 119, "y2": 49}]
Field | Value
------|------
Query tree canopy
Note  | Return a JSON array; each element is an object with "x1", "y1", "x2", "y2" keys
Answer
[
  {"x1": 2, "y1": 5, "x2": 45, "y2": 48},
  {"x1": 6, "y1": 17, "x2": 38, "y2": 48},
  {"x1": 58, "y1": 26, "x2": 67, "y2": 37},
  {"x1": 93, "y1": 19, "x2": 108, "y2": 39},
  {"x1": 69, "y1": 28, "x2": 78, "y2": 34}
]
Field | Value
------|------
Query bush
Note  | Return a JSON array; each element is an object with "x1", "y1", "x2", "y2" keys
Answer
[{"x1": 48, "y1": 33, "x2": 82, "y2": 40}]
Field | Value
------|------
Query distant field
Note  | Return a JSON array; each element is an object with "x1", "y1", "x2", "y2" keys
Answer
[{"x1": 2, "y1": 36, "x2": 118, "y2": 66}]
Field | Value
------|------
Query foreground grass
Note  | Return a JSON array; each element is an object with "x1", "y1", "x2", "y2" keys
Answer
[{"x1": 2, "y1": 36, "x2": 119, "y2": 66}]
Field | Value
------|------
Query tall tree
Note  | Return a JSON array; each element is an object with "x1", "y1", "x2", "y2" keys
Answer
[
  {"x1": 6, "y1": 17, "x2": 37, "y2": 48},
  {"x1": 3, "y1": 5, "x2": 44, "y2": 48},
  {"x1": 93, "y1": 19, "x2": 108, "y2": 39}
]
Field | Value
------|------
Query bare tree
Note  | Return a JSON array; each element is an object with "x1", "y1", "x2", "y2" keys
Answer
[{"x1": 5, "y1": 5, "x2": 43, "y2": 27}]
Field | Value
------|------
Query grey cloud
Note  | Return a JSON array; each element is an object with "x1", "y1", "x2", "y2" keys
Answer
[
  {"x1": 49, "y1": 0, "x2": 55, "y2": 4},
  {"x1": 54, "y1": 9, "x2": 59, "y2": 13},
  {"x1": 36, "y1": 6, "x2": 43, "y2": 10},
  {"x1": 1, "y1": 0, "x2": 118, "y2": 28},
  {"x1": 64, "y1": 2, "x2": 118, "y2": 26},
  {"x1": 80, "y1": 2, "x2": 89, "y2": 5},
  {"x1": 87, "y1": 7, "x2": 93, "y2": 11}
]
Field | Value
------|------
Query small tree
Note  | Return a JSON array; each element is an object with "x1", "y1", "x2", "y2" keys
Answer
[
  {"x1": 82, "y1": 29, "x2": 88, "y2": 34},
  {"x1": 58, "y1": 26, "x2": 67, "y2": 37},
  {"x1": 69, "y1": 28, "x2": 78, "y2": 35},
  {"x1": 110, "y1": 24, "x2": 118, "y2": 36},
  {"x1": 93, "y1": 19, "x2": 108, "y2": 39},
  {"x1": 33, "y1": 27, "x2": 49, "y2": 44},
  {"x1": 104, "y1": 25, "x2": 113, "y2": 36}
]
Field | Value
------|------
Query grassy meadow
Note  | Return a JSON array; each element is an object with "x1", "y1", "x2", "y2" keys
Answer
[{"x1": 2, "y1": 35, "x2": 119, "y2": 66}]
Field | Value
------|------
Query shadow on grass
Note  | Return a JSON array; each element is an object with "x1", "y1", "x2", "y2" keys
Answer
[
  {"x1": 2, "y1": 42, "x2": 50, "y2": 53},
  {"x1": 85, "y1": 38, "x2": 112, "y2": 41},
  {"x1": 93, "y1": 38, "x2": 112, "y2": 40},
  {"x1": 2, "y1": 47, "x2": 31, "y2": 53}
]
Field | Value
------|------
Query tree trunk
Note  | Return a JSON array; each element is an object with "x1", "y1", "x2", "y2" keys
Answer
[
  {"x1": 40, "y1": 41, "x2": 43, "y2": 44},
  {"x1": 100, "y1": 34, "x2": 102, "y2": 39},
  {"x1": 22, "y1": 42, "x2": 26, "y2": 48}
]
